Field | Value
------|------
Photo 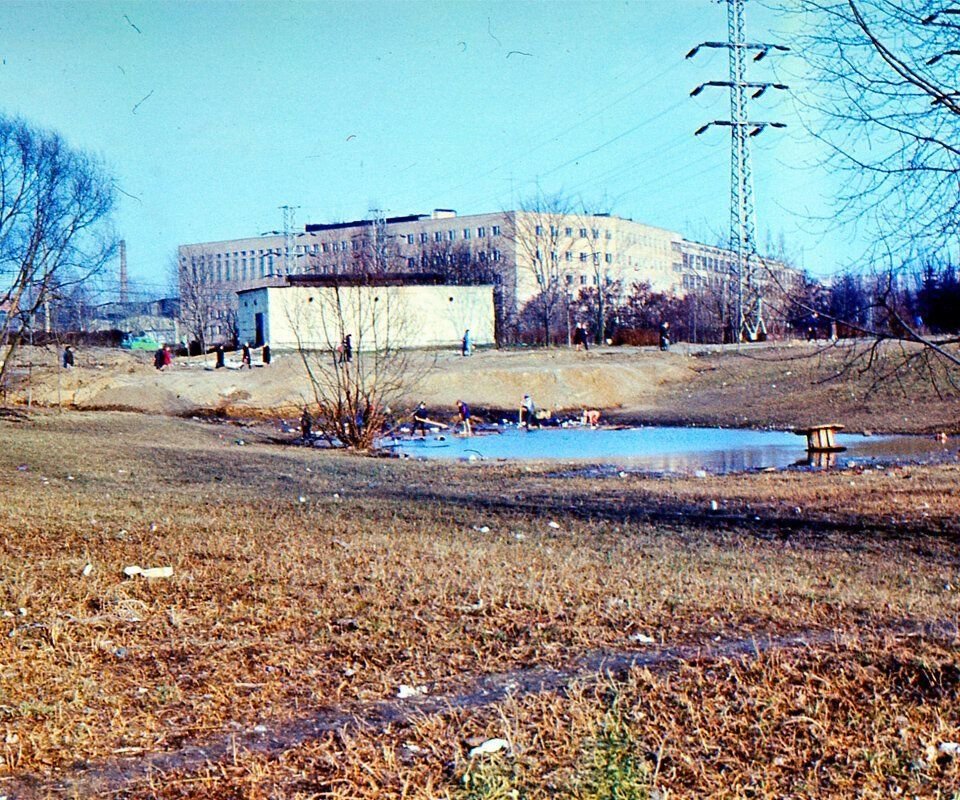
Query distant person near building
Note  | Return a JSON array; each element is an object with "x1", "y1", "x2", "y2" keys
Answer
[
  {"x1": 338, "y1": 334, "x2": 353, "y2": 364},
  {"x1": 241, "y1": 342, "x2": 252, "y2": 369},
  {"x1": 659, "y1": 321, "x2": 670, "y2": 351},
  {"x1": 573, "y1": 323, "x2": 589, "y2": 351},
  {"x1": 154, "y1": 347, "x2": 165, "y2": 370},
  {"x1": 456, "y1": 400, "x2": 472, "y2": 436},
  {"x1": 163, "y1": 345, "x2": 173, "y2": 368},
  {"x1": 262, "y1": 344, "x2": 271, "y2": 365},
  {"x1": 62, "y1": 345, "x2": 74, "y2": 369},
  {"x1": 215, "y1": 344, "x2": 225, "y2": 369},
  {"x1": 520, "y1": 394, "x2": 540, "y2": 429},
  {"x1": 461, "y1": 329, "x2": 472, "y2": 357}
]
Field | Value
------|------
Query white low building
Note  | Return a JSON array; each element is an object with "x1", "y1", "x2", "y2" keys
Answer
[{"x1": 236, "y1": 274, "x2": 495, "y2": 351}]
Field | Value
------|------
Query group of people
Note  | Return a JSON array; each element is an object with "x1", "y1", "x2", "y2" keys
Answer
[
  {"x1": 215, "y1": 342, "x2": 271, "y2": 369},
  {"x1": 409, "y1": 392, "x2": 563, "y2": 437},
  {"x1": 154, "y1": 345, "x2": 173, "y2": 371}
]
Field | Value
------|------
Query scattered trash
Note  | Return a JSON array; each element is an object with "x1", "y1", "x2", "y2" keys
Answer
[
  {"x1": 939, "y1": 742, "x2": 960, "y2": 755},
  {"x1": 468, "y1": 737, "x2": 511, "y2": 758},
  {"x1": 618, "y1": 471, "x2": 628, "y2": 478},
  {"x1": 67, "y1": 475, "x2": 75, "y2": 481},
  {"x1": 298, "y1": 495, "x2": 306, "y2": 503},
  {"x1": 457, "y1": 599, "x2": 484, "y2": 612},
  {"x1": 630, "y1": 632, "x2": 656, "y2": 644},
  {"x1": 333, "y1": 493, "x2": 341, "y2": 500},
  {"x1": 694, "y1": 469, "x2": 708, "y2": 478},
  {"x1": 18, "y1": 608, "x2": 26, "y2": 617},
  {"x1": 709, "y1": 500, "x2": 719, "y2": 512},
  {"x1": 252, "y1": 724, "x2": 268, "y2": 734},
  {"x1": 397, "y1": 684, "x2": 427, "y2": 699},
  {"x1": 123, "y1": 565, "x2": 173, "y2": 579},
  {"x1": 113, "y1": 647, "x2": 128, "y2": 659},
  {"x1": 141, "y1": 566, "x2": 174, "y2": 579},
  {"x1": 235, "y1": 439, "x2": 246, "y2": 446},
  {"x1": 82, "y1": 563, "x2": 93, "y2": 577},
  {"x1": 547, "y1": 521, "x2": 561, "y2": 529},
  {"x1": 16, "y1": 464, "x2": 27, "y2": 471},
  {"x1": 513, "y1": 532, "x2": 526, "y2": 541},
  {"x1": 473, "y1": 525, "x2": 491, "y2": 533}
]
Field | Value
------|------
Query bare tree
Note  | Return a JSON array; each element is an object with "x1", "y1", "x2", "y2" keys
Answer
[
  {"x1": 0, "y1": 115, "x2": 116, "y2": 386},
  {"x1": 768, "y1": 2, "x2": 960, "y2": 378},
  {"x1": 510, "y1": 192, "x2": 583, "y2": 345},
  {"x1": 172, "y1": 250, "x2": 223, "y2": 352},
  {"x1": 786, "y1": 0, "x2": 959, "y2": 255},
  {"x1": 286, "y1": 283, "x2": 432, "y2": 450}
]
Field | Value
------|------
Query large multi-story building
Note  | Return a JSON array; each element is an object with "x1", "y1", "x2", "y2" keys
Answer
[{"x1": 178, "y1": 208, "x2": 796, "y2": 342}]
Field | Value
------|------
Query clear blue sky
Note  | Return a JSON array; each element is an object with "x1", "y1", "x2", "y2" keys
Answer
[{"x1": 0, "y1": 0, "x2": 851, "y2": 298}]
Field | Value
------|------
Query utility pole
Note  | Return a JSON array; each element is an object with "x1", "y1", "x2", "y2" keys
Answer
[
  {"x1": 279, "y1": 205, "x2": 301, "y2": 275},
  {"x1": 119, "y1": 239, "x2": 129, "y2": 304},
  {"x1": 687, "y1": 0, "x2": 788, "y2": 343}
]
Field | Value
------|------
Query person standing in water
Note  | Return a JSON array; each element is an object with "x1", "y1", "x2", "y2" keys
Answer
[{"x1": 456, "y1": 400, "x2": 472, "y2": 436}]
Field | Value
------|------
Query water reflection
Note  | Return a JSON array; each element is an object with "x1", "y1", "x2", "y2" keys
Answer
[{"x1": 382, "y1": 425, "x2": 954, "y2": 474}]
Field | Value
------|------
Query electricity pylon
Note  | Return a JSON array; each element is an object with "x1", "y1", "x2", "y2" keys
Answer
[
  {"x1": 280, "y1": 205, "x2": 301, "y2": 274},
  {"x1": 687, "y1": 0, "x2": 788, "y2": 342}
]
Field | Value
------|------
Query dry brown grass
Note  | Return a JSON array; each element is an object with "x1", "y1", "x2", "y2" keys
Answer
[
  {"x1": 0, "y1": 411, "x2": 958, "y2": 797},
  {"x1": 135, "y1": 638, "x2": 960, "y2": 799}
]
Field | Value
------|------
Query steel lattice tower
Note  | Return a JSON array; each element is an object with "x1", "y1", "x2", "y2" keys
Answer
[
  {"x1": 280, "y1": 205, "x2": 300, "y2": 274},
  {"x1": 727, "y1": 0, "x2": 762, "y2": 341},
  {"x1": 688, "y1": 0, "x2": 787, "y2": 342}
]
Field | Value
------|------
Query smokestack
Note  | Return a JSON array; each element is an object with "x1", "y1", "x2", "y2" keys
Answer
[{"x1": 119, "y1": 240, "x2": 128, "y2": 304}]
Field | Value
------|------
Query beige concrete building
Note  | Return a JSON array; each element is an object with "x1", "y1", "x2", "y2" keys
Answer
[
  {"x1": 236, "y1": 275, "x2": 495, "y2": 351},
  {"x1": 179, "y1": 208, "x2": 794, "y2": 342}
]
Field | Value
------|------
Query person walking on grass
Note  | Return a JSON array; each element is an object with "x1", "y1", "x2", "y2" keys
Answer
[
  {"x1": 241, "y1": 342, "x2": 252, "y2": 369},
  {"x1": 573, "y1": 323, "x2": 589, "y2": 351},
  {"x1": 215, "y1": 344, "x2": 225, "y2": 369},
  {"x1": 461, "y1": 329, "x2": 472, "y2": 357},
  {"x1": 659, "y1": 321, "x2": 670, "y2": 351},
  {"x1": 62, "y1": 345, "x2": 74, "y2": 370},
  {"x1": 456, "y1": 399, "x2": 472, "y2": 436}
]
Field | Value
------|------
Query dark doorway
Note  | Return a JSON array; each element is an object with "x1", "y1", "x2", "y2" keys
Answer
[{"x1": 254, "y1": 313, "x2": 265, "y2": 347}]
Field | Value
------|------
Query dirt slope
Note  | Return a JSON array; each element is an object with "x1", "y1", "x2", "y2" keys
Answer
[{"x1": 6, "y1": 341, "x2": 960, "y2": 432}]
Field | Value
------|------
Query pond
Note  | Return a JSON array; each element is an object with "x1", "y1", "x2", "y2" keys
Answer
[{"x1": 381, "y1": 425, "x2": 955, "y2": 474}]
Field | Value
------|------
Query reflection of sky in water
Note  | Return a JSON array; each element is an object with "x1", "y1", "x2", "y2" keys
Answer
[{"x1": 382, "y1": 426, "x2": 954, "y2": 474}]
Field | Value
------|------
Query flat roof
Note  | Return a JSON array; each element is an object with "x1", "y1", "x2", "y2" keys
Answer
[{"x1": 237, "y1": 272, "x2": 489, "y2": 293}]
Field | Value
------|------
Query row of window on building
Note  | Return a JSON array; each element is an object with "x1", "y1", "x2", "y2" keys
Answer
[
  {"x1": 682, "y1": 252, "x2": 735, "y2": 274},
  {"x1": 531, "y1": 225, "x2": 678, "y2": 252}
]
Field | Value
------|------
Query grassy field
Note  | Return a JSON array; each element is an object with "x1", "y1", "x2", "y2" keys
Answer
[{"x1": 0, "y1": 411, "x2": 958, "y2": 798}]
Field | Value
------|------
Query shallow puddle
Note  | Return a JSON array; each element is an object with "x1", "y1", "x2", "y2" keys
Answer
[{"x1": 382, "y1": 425, "x2": 955, "y2": 473}]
